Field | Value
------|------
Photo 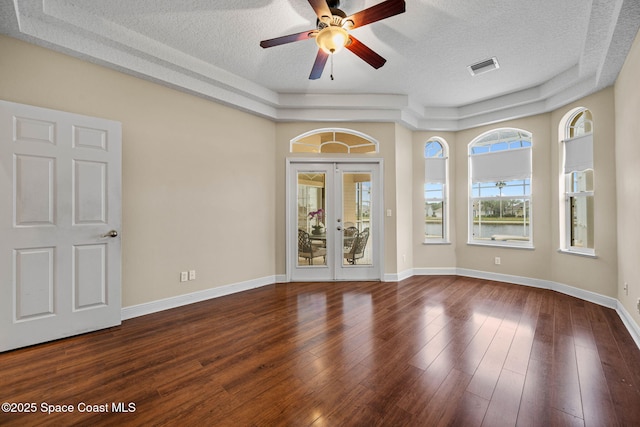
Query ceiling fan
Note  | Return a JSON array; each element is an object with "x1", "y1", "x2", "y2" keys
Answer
[{"x1": 260, "y1": 0, "x2": 406, "y2": 80}]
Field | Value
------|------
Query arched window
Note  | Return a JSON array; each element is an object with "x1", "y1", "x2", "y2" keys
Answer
[
  {"x1": 560, "y1": 108, "x2": 594, "y2": 255},
  {"x1": 291, "y1": 128, "x2": 378, "y2": 154},
  {"x1": 468, "y1": 128, "x2": 533, "y2": 247},
  {"x1": 424, "y1": 138, "x2": 449, "y2": 243}
]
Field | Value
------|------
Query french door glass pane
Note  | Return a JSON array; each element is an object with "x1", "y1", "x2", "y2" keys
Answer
[
  {"x1": 342, "y1": 172, "x2": 372, "y2": 266},
  {"x1": 297, "y1": 173, "x2": 326, "y2": 266}
]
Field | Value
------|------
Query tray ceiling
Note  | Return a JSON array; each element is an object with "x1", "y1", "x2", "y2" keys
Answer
[{"x1": 1, "y1": 0, "x2": 639, "y2": 130}]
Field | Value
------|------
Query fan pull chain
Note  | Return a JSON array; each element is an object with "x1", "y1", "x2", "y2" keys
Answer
[{"x1": 330, "y1": 52, "x2": 334, "y2": 80}]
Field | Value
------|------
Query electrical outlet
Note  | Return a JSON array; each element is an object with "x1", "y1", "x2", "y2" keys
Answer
[
  {"x1": 624, "y1": 282, "x2": 629, "y2": 296},
  {"x1": 494, "y1": 257, "x2": 501, "y2": 265},
  {"x1": 180, "y1": 271, "x2": 188, "y2": 282},
  {"x1": 637, "y1": 298, "x2": 640, "y2": 314},
  {"x1": 189, "y1": 270, "x2": 196, "y2": 281}
]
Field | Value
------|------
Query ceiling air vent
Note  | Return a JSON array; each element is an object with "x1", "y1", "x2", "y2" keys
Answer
[{"x1": 467, "y1": 57, "x2": 500, "y2": 76}]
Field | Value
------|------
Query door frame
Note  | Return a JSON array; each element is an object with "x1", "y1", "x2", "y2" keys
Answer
[{"x1": 285, "y1": 157, "x2": 384, "y2": 282}]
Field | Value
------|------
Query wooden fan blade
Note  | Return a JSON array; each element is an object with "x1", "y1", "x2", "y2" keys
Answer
[
  {"x1": 345, "y1": 0, "x2": 406, "y2": 30},
  {"x1": 308, "y1": 0, "x2": 332, "y2": 20},
  {"x1": 346, "y1": 35, "x2": 386, "y2": 69},
  {"x1": 309, "y1": 49, "x2": 329, "y2": 80},
  {"x1": 260, "y1": 30, "x2": 316, "y2": 48}
]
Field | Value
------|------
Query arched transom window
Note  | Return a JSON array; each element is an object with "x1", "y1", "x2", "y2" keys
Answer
[{"x1": 291, "y1": 128, "x2": 378, "y2": 154}]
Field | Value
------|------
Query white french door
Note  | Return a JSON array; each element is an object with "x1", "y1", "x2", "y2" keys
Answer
[
  {"x1": 288, "y1": 161, "x2": 382, "y2": 281},
  {"x1": 0, "y1": 100, "x2": 122, "y2": 352}
]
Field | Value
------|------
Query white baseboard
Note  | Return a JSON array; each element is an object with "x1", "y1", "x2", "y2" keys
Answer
[
  {"x1": 383, "y1": 268, "x2": 414, "y2": 282},
  {"x1": 121, "y1": 275, "x2": 276, "y2": 320},
  {"x1": 412, "y1": 267, "x2": 458, "y2": 276},
  {"x1": 616, "y1": 302, "x2": 640, "y2": 350}
]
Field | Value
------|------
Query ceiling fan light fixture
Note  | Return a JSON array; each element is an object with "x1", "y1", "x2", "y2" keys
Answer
[{"x1": 316, "y1": 26, "x2": 349, "y2": 54}]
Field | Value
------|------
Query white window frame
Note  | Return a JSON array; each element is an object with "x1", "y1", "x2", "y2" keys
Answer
[
  {"x1": 468, "y1": 128, "x2": 533, "y2": 248},
  {"x1": 559, "y1": 108, "x2": 595, "y2": 256},
  {"x1": 424, "y1": 138, "x2": 449, "y2": 244}
]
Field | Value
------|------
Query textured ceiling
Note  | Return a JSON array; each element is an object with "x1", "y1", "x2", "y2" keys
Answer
[{"x1": 1, "y1": 0, "x2": 639, "y2": 130}]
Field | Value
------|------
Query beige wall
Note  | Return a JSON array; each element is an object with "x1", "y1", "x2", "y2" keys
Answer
[
  {"x1": 454, "y1": 114, "x2": 556, "y2": 279},
  {"x1": 0, "y1": 36, "x2": 276, "y2": 307},
  {"x1": 412, "y1": 97, "x2": 618, "y2": 299},
  {"x1": 412, "y1": 131, "x2": 458, "y2": 269},
  {"x1": 549, "y1": 88, "x2": 618, "y2": 296},
  {"x1": 394, "y1": 124, "x2": 414, "y2": 275},
  {"x1": 615, "y1": 29, "x2": 640, "y2": 324},
  {"x1": 0, "y1": 33, "x2": 633, "y2": 314}
]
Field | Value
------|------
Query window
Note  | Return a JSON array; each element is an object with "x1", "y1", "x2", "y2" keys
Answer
[
  {"x1": 560, "y1": 108, "x2": 594, "y2": 255},
  {"x1": 424, "y1": 138, "x2": 449, "y2": 243},
  {"x1": 291, "y1": 128, "x2": 378, "y2": 153},
  {"x1": 468, "y1": 128, "x2": 532, "y2": 247}
]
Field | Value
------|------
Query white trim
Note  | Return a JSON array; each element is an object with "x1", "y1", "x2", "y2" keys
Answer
[
  {"x1": 383, "y1": 269, "x2": 414, "y2": 282},
  {"x1": 121, "y1": 275, "x2": 275, "y2": 320},
  {"x1": 412, "y1": 267, "x2": 458, "y2": 276},
  {"x1": 286, "y1": 158, "x2": 385, "y2": 282},
  {"x1": 467, "y1": 240, "x2": 535, "y2": 250},
  {"x1": 286, "y1": 157, "x2": 384, "y2": 164},
  {"x1": 557, "y1": 248, "x2": 597, "y2": 258}
]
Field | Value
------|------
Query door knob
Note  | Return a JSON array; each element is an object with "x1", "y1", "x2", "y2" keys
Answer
[
  {"x1": 102, "y1": 230, "x2": 118, "y2": 238},
  {"x1": 337, "y1": 226, "x2": 342, "y2": 231}
]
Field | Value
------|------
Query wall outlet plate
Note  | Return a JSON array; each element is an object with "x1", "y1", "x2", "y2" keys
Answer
[{"x1": 180, "y1": 271, "x2": 188, "y2": 282}]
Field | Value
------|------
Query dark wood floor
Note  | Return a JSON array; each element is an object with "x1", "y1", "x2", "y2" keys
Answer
[{"x1": 2, "y1": 276, "x2": 640, "y2": 426}]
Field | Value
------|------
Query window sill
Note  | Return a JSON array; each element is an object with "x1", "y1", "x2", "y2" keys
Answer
[
  {"x1": 467, "y1": 241, "x2": 535, "y2": 250},
  {"x1": 557, "y1": 249, "x2": 598, "y2": 259},
  {"x1": 423, "y1": 240, "x2": 451, "y2": 245}
]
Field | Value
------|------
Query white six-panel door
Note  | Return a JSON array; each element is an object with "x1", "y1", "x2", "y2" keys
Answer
[{"x1": 0, "y1": 100, "x2": 122, "y2": 352}]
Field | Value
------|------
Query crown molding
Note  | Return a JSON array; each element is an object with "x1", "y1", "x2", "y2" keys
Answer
[{"x1": 3, "y1": 0, "x2": 639, "y2": 131}]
